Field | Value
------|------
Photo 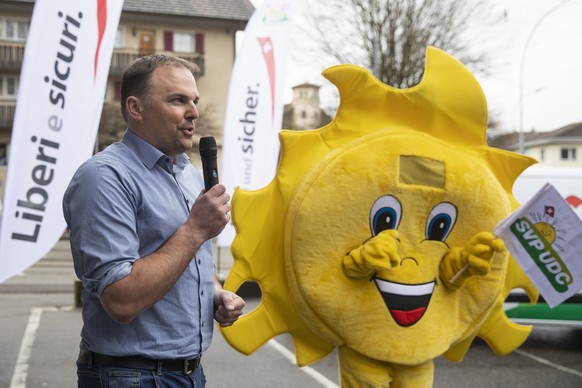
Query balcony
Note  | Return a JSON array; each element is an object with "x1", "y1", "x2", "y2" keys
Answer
[
  {"x1": 0, "y1": 45, "x2": 204, "y2": 130},
  {"x1": 0, "y1": 41, "x2": 205, "y2": 78},
  {"x1": 109, "y1": 49, "x2": 205, "y2": 77},
  {"x1": 0, "y1": 41, "x2": 25, "y2": 71},
  {"x1": 0, "y1": 101, "x2": 16, "y2": 130}
]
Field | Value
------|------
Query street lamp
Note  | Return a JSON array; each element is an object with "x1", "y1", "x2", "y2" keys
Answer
[
  {"x1": 512, "y1": 87, "x2": 547, "y2": 132},
  {"x1": 518, "y1": 0, "x2": 571, "y2": 154}
]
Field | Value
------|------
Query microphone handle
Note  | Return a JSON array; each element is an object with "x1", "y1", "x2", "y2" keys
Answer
[{"x1": 201, "y1": 156, "x2": 219, "y2": 192}]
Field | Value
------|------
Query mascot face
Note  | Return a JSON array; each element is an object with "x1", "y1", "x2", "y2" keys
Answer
[
  {"x1": 285, "y1": 129, "x2": 511, "y2": 362},
  {"x1": 221, "y1": 47, "x2": 539, "y2": 370}
]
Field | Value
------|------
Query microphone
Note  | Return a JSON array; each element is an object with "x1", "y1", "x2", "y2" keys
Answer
[{"x1": 199, "y1": 136, "x2": 219, "y2": 192}]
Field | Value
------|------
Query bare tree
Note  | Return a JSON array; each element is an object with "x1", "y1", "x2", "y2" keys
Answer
[
  {"x1": 97, "y1": 102, "x2": 125, "y2": 152},
  {"x1": 302, "y1": 0, "x2": 504, "y2": 89},
  {"x1": 193, "y1": 103, "x2": 220, "y2": 138}
]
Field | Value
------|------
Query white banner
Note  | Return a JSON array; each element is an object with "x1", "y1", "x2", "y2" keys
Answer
[
  {"x1": 0, "y1": 0, "x2": 123, "y2": 283},
  {"x1": 495, "y1": 183, "x2": 582, "y2": 307},
  {"x1": 218, "y1": 0, "x2": 294, "y2": 246}
]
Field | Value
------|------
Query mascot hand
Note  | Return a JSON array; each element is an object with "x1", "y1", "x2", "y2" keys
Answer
[
  {"x1": 440, "y1": 232, "x2": 506, "y2": 289},
  {"x1": 343, "y1": 230, "x2": 400, "y2": 278}
]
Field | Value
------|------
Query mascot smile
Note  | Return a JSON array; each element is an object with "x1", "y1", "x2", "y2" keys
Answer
[{"x1": 374, "y1": 278, "x2": 435, "y2": 327}]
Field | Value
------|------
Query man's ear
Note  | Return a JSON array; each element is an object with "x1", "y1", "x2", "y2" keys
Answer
[{"x1": 126, "y1": 96, "x2": 144, "y2": 120}]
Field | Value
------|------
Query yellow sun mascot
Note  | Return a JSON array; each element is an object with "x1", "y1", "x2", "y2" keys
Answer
[{"x1": 220, "y1": 47, "x2": 540, "y2": 387}]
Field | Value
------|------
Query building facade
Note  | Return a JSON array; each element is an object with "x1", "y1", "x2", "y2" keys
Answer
[
  {"x1": 489, "y1": 123, "x2": 582, "y2": 168},
  {"x1": 0, "y1": 0, "x2": 254, "y2": 200},
  {"x1": 282, "y1": 83, "x2": 332, "y2": 130}
]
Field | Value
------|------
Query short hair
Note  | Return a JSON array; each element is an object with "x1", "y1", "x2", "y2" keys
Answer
[{"x1": 119, "y1": 54, "x2": 200, "y2": 121}]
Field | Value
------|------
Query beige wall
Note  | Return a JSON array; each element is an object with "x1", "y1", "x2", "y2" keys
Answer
[
  {"x1": 527, "y1": 144, "x2": 582, "y2": 167},
  {"x1": 0, "y1": 167, "x2": 6, "y2": 204},
  {"x1": 98, "y1": 19, "x2": 238, "y2": 177},
  {"x1": 290, "y1": 86, "x2": 323, "y2": 130},
  {"x1": 0, "y1": 5, "x2": 244, "y2": 206},
  {"x1": 196, "y1": 29, "x2": 236, "y2": 144},
  {"x1": 102, "y1": 21, "x2": 236, "y2": 145}
]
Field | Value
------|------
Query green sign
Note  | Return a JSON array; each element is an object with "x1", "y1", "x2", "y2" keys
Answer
[{"x1": 510, "y1": 218, "x2": 572, "y2": 293}]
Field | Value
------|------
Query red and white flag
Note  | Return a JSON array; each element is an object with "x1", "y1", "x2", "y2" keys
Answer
[
  {"x1": 218, "y1": 0, "x2": 294, "y2": 246},
  {"x1": 0, "y1": 0, "x2": 123, "y2": 283}
]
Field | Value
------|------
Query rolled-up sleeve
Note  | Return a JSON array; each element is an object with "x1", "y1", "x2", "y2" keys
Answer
[{"x1": 64, "y1": 156, "x2": 140, "y2": 297}]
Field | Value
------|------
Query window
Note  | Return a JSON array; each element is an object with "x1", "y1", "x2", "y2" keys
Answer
[
  {"x1": 0, "y1": 144, "x2": 6, "y2": 166},
  {"x1": 0, "y1": 18, "x2": 28, "y2": 41},
  {"x1": 174, "y1": 32, "x2": 194, "y2": 53},
  {"x1": 164, "y1": 31, "x2": 204, "y2": 53},
  {"x1": 0, "y1": 76, "x2": 18, "y2": 99},
  {"x1": 560, "y1": 147, "x2": 577, "y2": 161},
  {"x1": 114, "y1": 28, "x2": 123, "y2": 48}
]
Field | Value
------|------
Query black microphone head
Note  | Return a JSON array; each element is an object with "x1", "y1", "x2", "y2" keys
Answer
[{"x1": 199, "y1": 136, "x2": 217, "y2": 158}]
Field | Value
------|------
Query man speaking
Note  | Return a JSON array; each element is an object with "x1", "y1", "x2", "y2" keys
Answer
[{"x1": 63, "y1": 54, "x2": 245, "y2": 387}]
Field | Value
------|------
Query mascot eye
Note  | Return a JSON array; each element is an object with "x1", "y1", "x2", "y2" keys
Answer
[
  {"x1": 370, "y1": 195, "x2": 402, "y2": 235},
  {"x1": 425, "y1": 202, "x2": 457, "y2": 241}
]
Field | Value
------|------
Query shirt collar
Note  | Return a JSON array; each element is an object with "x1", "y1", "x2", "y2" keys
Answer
[{"x1": 173, "y1": 153, "x2": 191, "y2": 173}]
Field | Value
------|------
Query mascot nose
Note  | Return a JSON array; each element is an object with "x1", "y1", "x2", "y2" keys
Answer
[{"x1": 400, "y1": 257, "x2": 419, "y2": 267}]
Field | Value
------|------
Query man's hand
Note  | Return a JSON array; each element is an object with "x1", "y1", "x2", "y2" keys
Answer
[
  {"x1": 214, "y1": 289, "x2": 245, "y2": 327},
  {"x1": 188, "y1": 184, "x2": 231, "y2": 243}
]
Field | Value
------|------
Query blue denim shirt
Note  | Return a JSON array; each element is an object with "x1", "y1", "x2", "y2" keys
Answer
[{"x1": 63, "y1": 129, "x2": 215, "y2": 359}]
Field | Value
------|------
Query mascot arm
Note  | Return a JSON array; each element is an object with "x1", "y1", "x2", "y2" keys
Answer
[
  {"x1": 343, "y1": 230, "x2": 400, "y2": 278},
  {"x1": 440, "y1": 232, "x2": 506, "y2": 289}
]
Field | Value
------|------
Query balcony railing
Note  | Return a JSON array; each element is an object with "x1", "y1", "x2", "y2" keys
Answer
[
  {"x1": 0, "y1": 42, "x2": 205, "y2": 77},
  {"x1": 0, "y1": 41, "x2": 25, "y2": 71},
  {"x1": 109, "y1": 49, "x2": 205, "y2": 76},
  {"x1": 0, "y1": 44, "x2": 204, "y2": 130},
  {"x1": 0, "y1": 101, "x2": 16, "y2": 129}
]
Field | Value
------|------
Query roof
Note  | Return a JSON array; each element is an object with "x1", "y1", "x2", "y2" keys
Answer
[
  {"x1": 123, "y1": 0, "x2": 255, "y2": 22},
  {"x1": 2, "y1": 0, "x2": 255, "y2": 22},
  {"x1": 292, "y1": 83, "x2": 321, "y2": 90},
  {"x1": 489, "y1": 122, "x2": 582, "y2": 151},
  {"x1": 546, "y1": 122, "x2": 582, "y2": 138}
]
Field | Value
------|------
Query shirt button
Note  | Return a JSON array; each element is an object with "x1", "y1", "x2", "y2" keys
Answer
[
  {"x1": 201, "y1": 290, "x2": 204, "y2": 296},
  {"x1": 198, "y1": 259, "x2": 201, "y2": 265}
]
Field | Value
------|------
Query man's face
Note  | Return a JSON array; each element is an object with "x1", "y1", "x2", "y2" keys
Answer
[{"x1": 141, "y1": 65, "x2": 200, "y2": 158}]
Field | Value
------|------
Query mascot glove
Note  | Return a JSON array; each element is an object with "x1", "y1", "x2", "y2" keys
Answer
[
  {"x1": 343, "y1": 229, "x2": 400, "y2": 278},
  {"x1": 440, "y1": 232, "x2": 506, "y2": 289}
]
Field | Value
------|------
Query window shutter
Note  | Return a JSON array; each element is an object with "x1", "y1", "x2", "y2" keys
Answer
[
  {"x1": 164, "y1": 31, "x2": 173, "y2": 51},
  {"x1": 195, "y1": 33, "x2": 204, "y2": 53}
]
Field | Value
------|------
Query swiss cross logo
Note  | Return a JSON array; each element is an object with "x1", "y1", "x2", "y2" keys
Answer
[{"x1": 545, "y1": 206, "x2": 555, "y2": 217}]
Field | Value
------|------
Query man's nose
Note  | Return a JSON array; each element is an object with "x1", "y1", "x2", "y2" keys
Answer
[{"x1": 186, "y1": 102, "x2": 199, "y2": 120}]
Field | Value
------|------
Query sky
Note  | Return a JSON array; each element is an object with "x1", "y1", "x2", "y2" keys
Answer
[
  {"x1": 477, "y1": 0, "x2": 582, "y2": 133},
  {"x1": 247, "y1": 0, "x2": 582, "y2": 133}
]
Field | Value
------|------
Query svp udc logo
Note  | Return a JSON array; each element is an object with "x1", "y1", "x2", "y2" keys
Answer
[{"x1": 509, "y1": 211, "x2": 572, "y2": 293}]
